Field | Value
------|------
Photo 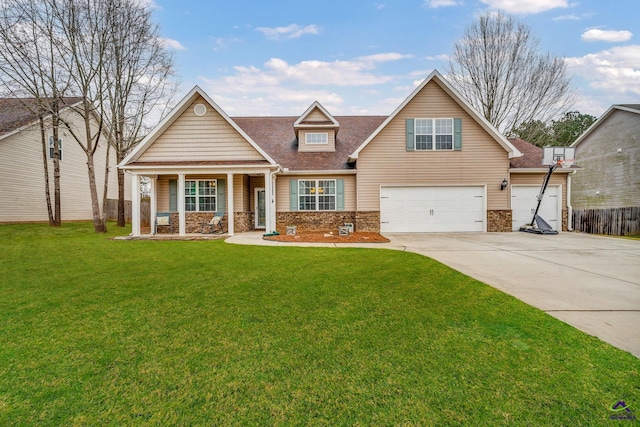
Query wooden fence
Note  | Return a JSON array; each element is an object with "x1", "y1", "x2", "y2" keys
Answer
[
  {"x1": 572, "y1": 206, "x2": 640, "y2": 236},
  {"x1": 105, "y1": 199, "x2": 150, "y2": 227}
]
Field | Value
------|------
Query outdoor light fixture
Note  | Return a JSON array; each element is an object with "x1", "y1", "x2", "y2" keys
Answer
[{"x1": 500, "y1": 178, "x2": 508, "y2": 191}]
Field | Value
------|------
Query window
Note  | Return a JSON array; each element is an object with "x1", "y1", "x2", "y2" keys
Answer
[
  {"x1": 305, "y1": 132, "x2": 328, "y2": 144},
  {"x1": 298, "y1": 179, "x2": 336, "y2": 211},
  {"x1": 414, "y1": 118, "x2": 453, "y2": 150},
  {"x1": 185, "y1": 180, "x2": 217, "y2": 212},
  {"x1": 49, "y1": 135, "x2": 62, "y2": 160}
]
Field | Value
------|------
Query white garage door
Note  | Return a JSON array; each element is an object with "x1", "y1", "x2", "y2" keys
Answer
[
  {"x1": 380, "y1": 186, "x2": 485, "y2": 233},
  {"x1": 511, "y1": 186, "x2": 559, "y2": 231}
]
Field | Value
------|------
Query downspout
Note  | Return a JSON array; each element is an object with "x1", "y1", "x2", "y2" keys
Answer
[{"x1": 567, "y1": 170, "x2": 576, "y2": 231}]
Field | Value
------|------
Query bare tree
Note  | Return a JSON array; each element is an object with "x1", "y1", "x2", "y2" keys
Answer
[
  {"x1": 0, "y1": 0, "x2": 71, "y2": 226},
  {"x1": 446, "y1": 12, "x2": 574, "y2": 135},
  {"x1": 102, "y1": 0, "x2": 177, "y2": 227}
]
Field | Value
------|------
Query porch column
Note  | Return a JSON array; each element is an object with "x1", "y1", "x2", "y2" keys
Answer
[
  {"x1": 131, "y1": 173, "x2": 141, "y2": 236},
  {"x1": 149, "y1": 176, "x2": 157, "y2": 235},
  {"x1": 178, "y1": 174, "x2": 186, "y2": 235},
  {"x1": 226, "y1": 172, "x2": 234, "y2": 236},
  {"x1": 264, "y1": 171, "x2": 273, "y2": 233}
]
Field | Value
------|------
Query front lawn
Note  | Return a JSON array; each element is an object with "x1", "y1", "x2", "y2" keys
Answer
[{"x1": 0, "y1": 223, "x2": 638, "y2": 425}]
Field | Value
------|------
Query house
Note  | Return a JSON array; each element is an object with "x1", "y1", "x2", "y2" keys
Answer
[
  {"x1": 569, "y1": 104, "x2": 640, "y2": 234},
  {"x1": 119, "y1": 70, "x2": 573, "y2": 236},
  {"x1": 0, "y1": 98, "x2": 129, "y2": 223}
]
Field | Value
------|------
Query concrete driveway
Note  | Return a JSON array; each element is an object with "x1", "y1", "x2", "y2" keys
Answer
[{"x1": 386, "y1": 232, "x2": 640, "y2": 358}]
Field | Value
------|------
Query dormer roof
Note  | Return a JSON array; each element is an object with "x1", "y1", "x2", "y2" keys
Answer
[{"x1": 294, "y1": 101, "x2": 340, "y2": 130}]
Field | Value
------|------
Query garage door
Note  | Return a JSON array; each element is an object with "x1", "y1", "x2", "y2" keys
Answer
[
  {"x1": 511, "y1": 186, "x2": 559, "y2": 231},
  {"x1": 380, "y1": 186, "x2": 485, "y2": 233}
]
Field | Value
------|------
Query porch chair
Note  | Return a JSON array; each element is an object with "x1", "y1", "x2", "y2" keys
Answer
[
  {"x1": 200, "y1": 213, "x2": 225, "y2": 234},
  {"x1": 154, "y1": 212, "x2": 173, "y2": 234}
]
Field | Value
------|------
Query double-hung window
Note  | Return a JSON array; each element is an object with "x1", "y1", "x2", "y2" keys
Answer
[
  {"x1": 414, "y1": 118, "x2": 453, "y2": 150},
  {"x1": 49, "y1": 135, "x2": 63, "y2": 160},
  {"x1": 185, "y1": 180, "x2": 217, "y2": 212},
  {"x1": 298, "y1": 179, "x2": 336, "y2": 211}
]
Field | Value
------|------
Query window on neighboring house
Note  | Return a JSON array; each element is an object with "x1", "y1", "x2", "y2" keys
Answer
[
  {"x1": 185, "y1": 180, "x2": 217, "y2": 212},
  {"x1": 305, "y1": 132, "x2": 328, "y2": 144},
  {"x1": 298, "y1": 179, "x2": 336, "y2": 211},
  {"x1": 49, "y1": 135, "x2": 62, "y2": 160},
  {"x1": 414, "y1": 118, "x2": 453, "y2": 150}
]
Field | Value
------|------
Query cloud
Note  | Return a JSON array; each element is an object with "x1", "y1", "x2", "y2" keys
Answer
[
  {"x1": 425, "y1": 54, "x2": 450, "y2": 61},
  {"x1": 480, "y1": 0, "x2": 568, "y2": 14},
  {"x1": 255, "y1": 24, "x2": 320, "y2": 40},
  {"x1": 160, "y1": 37, "x2": 187, "y2": 51},
  {"x1": 581, "y1": 29, "x2": 633, "y2": 43},
  {"x1": 424, "y1": 0, "x2": 463, "y2": 8},
  {"x1": 211, "y1": 37, "x2": 242, "y2": 52}
]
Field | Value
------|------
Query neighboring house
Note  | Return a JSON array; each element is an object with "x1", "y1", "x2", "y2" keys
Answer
[
  {"x1": 0, "y1": 98, "x2": 129, "y2": 223},
  {"x1": 569, "y1": 104, "x2": 640, "y2": 235},
  {"x1": 119, "y1": 70, "x2": 572, "y2": 236}
]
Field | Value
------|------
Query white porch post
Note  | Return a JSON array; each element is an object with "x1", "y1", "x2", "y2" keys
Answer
[
  {"x1": 131, "y1": 173, "x2": 141, "y2": 236},
  {"x1": 265, "y1": 171, "x2": 274, "y2": 233},
  {"x1": 226, "y1": 172, "x2": 234, "y2": 236},
  {"x1": 178, "y1": 174, "x2": 186, "y2": 235},
  {"x1": 149, "y1": 176, "x2": 157, "y2": 235}
]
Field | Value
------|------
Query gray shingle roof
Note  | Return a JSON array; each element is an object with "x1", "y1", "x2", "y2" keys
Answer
[{"x1": 0, "y1": 97, "x2": 83, "y2": 138}]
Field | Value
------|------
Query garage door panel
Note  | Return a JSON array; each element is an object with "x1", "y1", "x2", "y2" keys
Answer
[
  {"x1": 511, "y1": 186, "x2": 559, "y2": 231},
  {"x1": 380, "y1": 186, "x2": 485, "y2": 233}
]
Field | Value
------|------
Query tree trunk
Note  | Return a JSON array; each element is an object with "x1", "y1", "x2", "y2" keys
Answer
[
  {"x1": 117, "y1": 167, "x2": 125, "y2": 227},
  {"x1": 51, "y1": 102, "x2": 61, "y2": 226},
  {"x1": 39, "y1": 117, "x2": 55, "y2": 226}
]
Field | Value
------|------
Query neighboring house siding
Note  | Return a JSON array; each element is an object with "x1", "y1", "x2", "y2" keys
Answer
[
  {"x1": 356, "y1": 79, "x2": 510, "y2": 211},
  {"x1": 572, "y1": 110, "x2": 640, "y2": 209},
  {"x1": 276, "y1": 175, "x2": 356, "y2": 212},
  {"x1": 0, "y1": 108, "x2": 120, "y2": 222},
  {"x1": 138, "y1": 96, "x2": 265, "y2": 162}
]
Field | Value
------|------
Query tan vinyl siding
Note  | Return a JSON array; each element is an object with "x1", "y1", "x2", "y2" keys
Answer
[
  {"x1": 0, "y1": 108, "x2": 122, "y2": 222},
  {"x1": 276, "y1": 175, "x2": 356, "y2": 212},
  {"x1": 357, "y1": 79, "x2": 510, "y2": 211},
  {"x1": 306, "y1": 108, "x2": 329, "y2": 122},
  {"x1": 510, "y1": 173, "x2": 568, "y2": 209},
  {"x1": 138, "y1": 96, "x2": 266, "y2": 162},
  {"x1": 572, "y1": 110, "x2": 640, "y2": 209},
  {"x1": 298, "y1": 129, "x2": 336, "y2": 152}
]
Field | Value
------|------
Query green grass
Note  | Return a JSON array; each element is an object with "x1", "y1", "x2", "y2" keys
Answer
[{"x1": 0, "y1": 223, "x2": 638, "y2": 425}]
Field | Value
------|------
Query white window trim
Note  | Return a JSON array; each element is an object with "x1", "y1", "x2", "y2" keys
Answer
[
  {"x1": 49, "y1": 135, "x2": 63, "y2": 161},
  {"x1": 298, "y1": 179, "x2": 337, "y2": 211},
  {"x1": 415, "y1": 118, "x2": 454, "y2": 151},
  {"x1": 305, "y1": 132, "x2": 329, "y2": 145},
  {"x1": 185, "y1": 179, "x2": 217, "y2": 212}
]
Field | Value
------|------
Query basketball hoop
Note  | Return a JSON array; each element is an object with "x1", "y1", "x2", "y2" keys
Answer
[{"x1": 557, "y1": 158, "x2": 575, "y2": 168}]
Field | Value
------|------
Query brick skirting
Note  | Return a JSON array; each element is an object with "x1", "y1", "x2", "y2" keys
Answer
[
  {"x1": 276, "y1": 211, "x2": 357, "y2": 233},
  {"x1": 487, "y1": 210, "x2": 512, "y2": 232}
]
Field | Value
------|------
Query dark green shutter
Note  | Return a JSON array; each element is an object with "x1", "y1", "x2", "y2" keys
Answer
[
  {"x1": 289, "y1": 180, "x2": 298, "y2": 211},
  {"x1": 217, "y1": 179, "x2": 226, "y2": 214},
  {"x1": 454, "y1": 118, "x2": 462, "y2": 151},
  {"x1": 406, "y1": 119, "x2": 415, "y2": 151},
  {"x1": 336, "y1": 179, "x2": 344, "y2": 211},
  {"x1": 169, "y1": 180, "x2": 177, "y2": 212}
]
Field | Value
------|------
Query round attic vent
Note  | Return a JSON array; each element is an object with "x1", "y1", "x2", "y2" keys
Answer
[{"x1": 194, "y1": 103, "x2": 207, "y2": 116}]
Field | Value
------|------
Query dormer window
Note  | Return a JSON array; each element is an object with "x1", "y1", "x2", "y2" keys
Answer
[{"x1": 305, "y1": 132, "x2": 328, "y2": 145}]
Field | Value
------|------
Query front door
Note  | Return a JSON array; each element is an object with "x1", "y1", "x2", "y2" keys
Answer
[{"x1": 255, "y1": 188, "x2": 266, "y2": 229}]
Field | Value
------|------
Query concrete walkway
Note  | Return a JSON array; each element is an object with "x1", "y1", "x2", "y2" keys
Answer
[{"x1": 227, "y1": 231, "x2": 640, "y2": 358}]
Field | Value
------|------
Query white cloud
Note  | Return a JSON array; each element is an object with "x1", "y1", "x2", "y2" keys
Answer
[
  {"x1": 480, "y1": 0, "x2": 568, "y2": 14},
  {"x1": 356, "y1": 53, "x2": 413, "y2": 62},
  {"x1": 211, "y1": 37, "x2": 242, "y2": 52},
  {"x1": 424, "y1": 0, "x2": 463, "y2": 8},
  {"x1": 425, "y1": 54, "x2": 450, "y2": 61},
  {"x1": 160, "y1": 37, "x2": 187, "y2": 51},
  {"x1": 565, "y1": 45, "x2": 640, "y2": 114},
  {"x1": 255, "y1": 24, "x2": 319, "y2": 40},
  {"x1": 581, "y1": 29, "x2": 633, "y2": 43}
]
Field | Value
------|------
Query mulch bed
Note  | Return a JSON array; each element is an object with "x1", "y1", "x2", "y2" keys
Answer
[{"x1": 263, "y1": 231, "x2": 390, "y2": 243}]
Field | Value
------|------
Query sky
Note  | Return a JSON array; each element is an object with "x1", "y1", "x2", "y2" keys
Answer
[{"x1": 151, "y1": 0, "x2": 639, "y2": 120}]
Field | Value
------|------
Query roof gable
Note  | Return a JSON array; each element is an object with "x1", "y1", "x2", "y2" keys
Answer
[
  {"x1": 120, "y1": 86, "x2": 276, "y2": 166},
  {"x1": 294, "y1": 101, "x2": 339, "y2": 128},
  {"x1": 571, "y1": 104, "x2": 640, "y2": 148},
  {"x1": 349, "y1": 69, "x2": 521, "y2": 160}
]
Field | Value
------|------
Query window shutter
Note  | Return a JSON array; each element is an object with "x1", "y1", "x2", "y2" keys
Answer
[
  {"x1": 336, "y1": 179, "x2": 345, "y2": 211},
  {"x1": 289, "y1": 179, "x2": 298, "y2": 211},
  {"x1": 406, "y1": 119, "x2": 415, "y2": 151},
  {"x1": 454, "y1": 118, "x2": 462, "y2": 151},
  {"x1": 217, "y1": 179, "x2": 226, "y2": 215},
  {"x1": 169, "y1": 180, "x2": 177, "y2": 212}
]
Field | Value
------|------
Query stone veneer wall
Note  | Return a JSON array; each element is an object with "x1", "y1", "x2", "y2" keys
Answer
[
  {"x1": 234, "y1": 212, "x2": 254, "y2": 233},
  {"x1": 155, "y1": 212, "x2": 228, "y2": 234},
  {"x1": 562, "y1": 209, "x2": 568, "y2": 232},
  {"x1": 487, "y1": 210, "x2": 512, "y2": 232},
  {"x1": 355, "y1": 211, "x2": 381, "y2": 232},
  {"x1": 276, "y1": 211, "x2": 357, "y2": 233}
]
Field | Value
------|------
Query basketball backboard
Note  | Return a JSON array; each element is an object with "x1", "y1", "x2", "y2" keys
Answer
[{"x1": 542, "y1": 146, "x2": 576, "y2": 166}]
